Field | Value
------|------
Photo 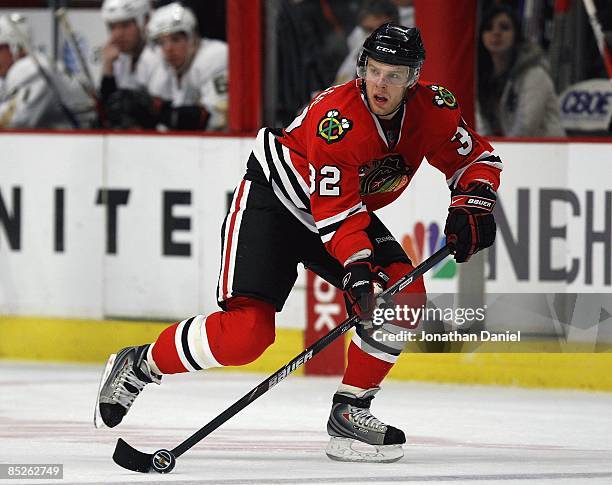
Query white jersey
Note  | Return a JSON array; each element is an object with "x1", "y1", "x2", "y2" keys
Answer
[
  {"x1": 111, "y1": 44, "x2": 161, "y2": 91},
  {"x1": 148, "y1": 38, "x2": 228, "y2": 130},
  {"x1": 0, "y1": 55, "x2": 93, "y2": 129}
]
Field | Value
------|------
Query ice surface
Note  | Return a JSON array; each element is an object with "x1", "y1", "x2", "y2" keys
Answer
[{"x1": 1, "y1": 361, "x2": 611, "y2": 484}]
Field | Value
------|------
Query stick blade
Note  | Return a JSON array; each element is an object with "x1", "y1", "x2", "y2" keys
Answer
[{"x1": 113, "y1": 438, "x2": 153, "y2": 473}]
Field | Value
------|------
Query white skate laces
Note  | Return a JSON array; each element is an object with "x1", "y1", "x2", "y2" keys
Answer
[
  {"x1": 350, "y1": 408, "x2": 386, "y2": 432},
  {"x1": 110, "y1": 361, "x2": 160, "y2": 409}
]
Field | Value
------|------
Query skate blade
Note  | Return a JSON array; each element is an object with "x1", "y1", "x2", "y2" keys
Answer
[
  {"x1": 93, "y1": 353, "x2": 117, "y2": 429},
  {"x1": 325, "y1": 437, "x2": 404, "y2": 463}
]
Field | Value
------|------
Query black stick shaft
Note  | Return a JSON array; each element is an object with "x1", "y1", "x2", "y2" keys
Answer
[{"x1": 171, "y1": 245, "x2": 450, "y2": 457}]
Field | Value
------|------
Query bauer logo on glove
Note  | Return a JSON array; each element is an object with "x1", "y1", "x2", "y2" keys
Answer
[
  {"x1": 444, "y1": 181, "x2": 497, "y2": 263},
  {"x1": 450, "y1": 195, "x2": 495, "y2": 210}
]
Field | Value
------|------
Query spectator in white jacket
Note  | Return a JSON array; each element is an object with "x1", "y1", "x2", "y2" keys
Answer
[{"x1": 477, "y1": 5, "x2": 565, "y2": 137}]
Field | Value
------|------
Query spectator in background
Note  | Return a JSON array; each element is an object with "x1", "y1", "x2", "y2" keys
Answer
[
  {"x1": 0, "y1": 13, "x2": 92, "y2": 129},
  {"x1": 335, "y1": 0, "x2": 399, "y2": 84},
  {"x1": 477, "y1": 5, "x2": 565, "y2": 137},
  {"x1": 99, "y1": 0, "x2": 161, "y2": 125}
]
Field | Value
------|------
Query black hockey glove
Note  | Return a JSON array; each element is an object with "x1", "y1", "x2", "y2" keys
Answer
[
  {"x1": 158, "y1": 104, "x2": 210, "y2": 130},
  {"x1": 342, "y1": 257, "x2": 389, "y2": 320},
  {"x1": 444, "y1": 182, "x2": 497, "y2": 263},
  {"x1": 105, "y1": 89, "x2": 159, "y2": 129}
]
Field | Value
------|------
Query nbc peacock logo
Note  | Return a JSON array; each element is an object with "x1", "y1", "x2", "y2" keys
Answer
[{"x1": 401, "y1": 222, "x2": 456, "y2": 278}]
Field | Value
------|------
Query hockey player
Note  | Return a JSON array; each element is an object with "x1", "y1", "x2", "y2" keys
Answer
[
  {"x1": 0, "y1": 13, "x2": 91, "y2": 128},
  {"x1": 143, "y1": 2, "x2": 228, "y2": 130},
  {"x1": 95, "y1": 25, "x2": 501, "y2": 462},
  {"x1": 99, "y1": 0, "x2": 161, "y2": 127},
  {"x1": 103, "y1": 2, "x2": 227, "y2": 131}
]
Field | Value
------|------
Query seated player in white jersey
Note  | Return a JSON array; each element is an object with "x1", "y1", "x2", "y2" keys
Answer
[
  {"x1": 145, "y1": 2, "x2": 228, "y2": 131},
  {"x1": 103, "y1": 2, "x2": 227, "y2": 131},
  {"x1": 99, "y1": 0, "x2": 161, "y2": 128},
  {"x1": 0, "y1": 13, "x2": 92, "y2": 128}
]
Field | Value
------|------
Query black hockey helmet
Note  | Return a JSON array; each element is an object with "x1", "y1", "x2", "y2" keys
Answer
[{"x1": 357, "y1": 24, "x2": 425, "y2": 87}]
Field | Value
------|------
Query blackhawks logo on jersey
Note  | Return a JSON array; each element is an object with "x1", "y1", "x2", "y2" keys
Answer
[
  {"x1": 359, "y1": 155, "x2": 412, "y2": 195},
  {"x1": 317, "y1": 110, "x2": 353, "y2": 144},
  {"x1": 427, "y1": 84, "x2": 458, "y2": 110}
]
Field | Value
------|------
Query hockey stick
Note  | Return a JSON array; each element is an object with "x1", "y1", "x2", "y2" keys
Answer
[
  {"x1": 112, "y1": 244, "x2": 452, "y2": 474},
  {"x1": 581, "y1": 0, "x2": 612, "y2": 80},
  {"x1": 54, "y1": 7, "x2": 107, "y2": 126},
  {"x1": 54, "y1": 8, "x2": 98, "y2": 99},
  {"x1": 7, "y1": 14, "x2": 80, "y2": 129}
]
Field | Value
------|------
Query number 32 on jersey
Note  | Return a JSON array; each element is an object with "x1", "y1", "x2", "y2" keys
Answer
[{"x1": 309, "y1": 164, "x2": 341, "y2": 196}]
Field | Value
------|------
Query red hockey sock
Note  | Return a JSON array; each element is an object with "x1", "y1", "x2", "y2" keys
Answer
[
  {"x1": 150, "y1": 297, "x2": 276, "y2": 374},
  {"x1": 151, "y1": 321, "x2": 187, "y2": 374},
  {"x1": 341, "y1": 341, "x2": 394, "y2": 389},
  {"x1": 339, "y1": 260, "x2": 427, "y2": 390}
]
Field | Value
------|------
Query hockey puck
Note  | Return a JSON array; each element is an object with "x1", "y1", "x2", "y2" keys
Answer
[{"x1": 151, "y1": 449, "x2": 176, "y2": 473}]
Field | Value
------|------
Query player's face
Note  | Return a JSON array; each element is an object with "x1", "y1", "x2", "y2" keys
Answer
[
  {"x1": 157, "y1": 33, "x2": 190, "y2": 70},
  {"x1": 364, "y1": 59, "x2": 410, "y2": 118},
  {"x1": 0, "y1": 44, "x2": 14, "y2": 77},
  {"x1": 482, "y1": 13, "x2": 515, "y2": 55},
  {"x1": 108, "y1": 19, "x2": 142, "y2": 53}
]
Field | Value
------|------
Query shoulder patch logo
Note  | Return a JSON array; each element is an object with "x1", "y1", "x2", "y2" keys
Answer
[
  {"x1": 427, "y1": 84, "x2": 457, "y2": 110},
  {"x1": 317, "y1": 110, "x2": 353, "y2": 144}
]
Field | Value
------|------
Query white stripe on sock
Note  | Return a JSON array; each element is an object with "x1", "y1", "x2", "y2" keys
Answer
[
  {"x1": 199, "y1": 315, "x2": 222, "y2": 368},
  {"x1": 189, "y1": 315, "x2": 222, "y2": 369},
  {"x1": 351, "y1": 333, "x2": 398, "y2": 364}
]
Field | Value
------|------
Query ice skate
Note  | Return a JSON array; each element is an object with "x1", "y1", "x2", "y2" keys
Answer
[
  {"x1": 94, "y1": 344, "x2": 161, "y2": 429},
  {"x1": 326, "y1": 387, "x2": 405, "y2": 463}
]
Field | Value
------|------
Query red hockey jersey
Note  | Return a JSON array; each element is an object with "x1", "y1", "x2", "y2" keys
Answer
[{"x1": 251, "y1": 79, "x2": 502, "y2": 266}]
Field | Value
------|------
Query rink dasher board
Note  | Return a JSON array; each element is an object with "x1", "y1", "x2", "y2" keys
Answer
[
  {"x1": 1, "y1": 134, "x2": 612, "y2": 391},
  {"x1": 0, "y1": 135, "x2": 611, "y2": 324}
]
